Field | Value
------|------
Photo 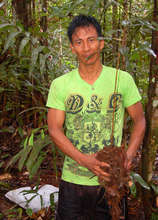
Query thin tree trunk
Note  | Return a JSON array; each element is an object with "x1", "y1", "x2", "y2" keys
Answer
[
  {"x1": 12, "y1": 0, "x2": 32, "y2": 30},
  {"x1": 40, "y1": 0, "x2": 48, "y2": 46},
  {"x1": 141, "y1": 0, "x2": 158, "y2": 219},
  {"x1": 121, "y1": 0, "x2": 128, "y2": 70},
  {"x1": 102, "y1": 0, "x2": 107, "y2": 65},
  {"x1": 112, "y1": 0, "x2": 118, "y2": 67},
  {"x1": 59, "y1": 20, "x2": 63, "y2": 67},
  {"x1": 42, "y1": 0, "x2": 48, "y2": 32}
]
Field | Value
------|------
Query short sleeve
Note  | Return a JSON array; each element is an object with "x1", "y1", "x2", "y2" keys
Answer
[
  {"x1": 46, "y1": 80, "x2": 65, "y2": 110},
  {"x1": 122, "y1": 74, "x2": 141, "y2": 108}
]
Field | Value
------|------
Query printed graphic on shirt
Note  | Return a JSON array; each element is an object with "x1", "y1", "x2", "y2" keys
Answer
[
  {"x1": 64, "y1": 93, "x2": 123, "y2": 177},
  {"x1": 65, "y1": 94, "x2": 84, "y2": 114},
  {"x1": 108, "y1": 94, "x2": 122, "y2": 113}
]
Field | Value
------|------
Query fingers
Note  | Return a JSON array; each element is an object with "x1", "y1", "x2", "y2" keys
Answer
[
  {"x1": 124, "y1": 159, "x2": 132, "y2": 172},
  {"x1": 93, "y1": 161, "x2": 111, "y2": 181},
  {"x1": 95, "y1": 167, "x2": 111, "y2": 182},
  {"x1": 83, "y1": 154, "x2": 111, "y2": 180},
  {"x1": 100, "y1": 161, "x2": 110, "y2": 168}
]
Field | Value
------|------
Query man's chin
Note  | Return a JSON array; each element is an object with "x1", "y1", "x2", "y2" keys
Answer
[{"x1": 78, "y1": 57, "x2": 95, "y2": 64}]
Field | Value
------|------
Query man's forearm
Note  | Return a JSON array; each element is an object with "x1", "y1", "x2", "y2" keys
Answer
[
  {"x1": 49, "y1": 127, "x2": 86, "y2": 165},
  {"x1": 49, "y1": 127, "x2": 110, "y2": 178},
  {"x1": 126, "y1": 117, "x2": 146, "y2": 162}
]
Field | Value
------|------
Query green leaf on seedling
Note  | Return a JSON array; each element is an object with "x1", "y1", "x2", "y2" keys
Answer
[
  {"x1": 130, "y1": 172, "x2": 150, "y2": 190},
  {"x1": 0, "y1": 213, "x2": 4, "y2": 219},
  {"x1": 26, "y1": 208, "x2": 33, "y2": 216},
  {"x1": 130, "y1": 181, "x2": 137, "y2": 197},
  {"x1": 50, "y1": 193, "x2": 55, "y2": 210},
  {"x1": 150, "y1": 183, "x2": 158, "y2": 195}
]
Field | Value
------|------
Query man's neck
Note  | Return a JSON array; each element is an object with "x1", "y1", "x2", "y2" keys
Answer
[{"x1": 79, "y1": 62, "x2": 103, "y2": 85}]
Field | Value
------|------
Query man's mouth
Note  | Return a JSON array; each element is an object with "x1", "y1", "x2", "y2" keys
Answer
[{"x1": 85, "y1": 53, "x2": 96, "y2": 61}]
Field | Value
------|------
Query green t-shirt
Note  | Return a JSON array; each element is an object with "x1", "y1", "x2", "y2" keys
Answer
[{"x1": 46, "y1": 65, "x2": 141, "y2": 186}]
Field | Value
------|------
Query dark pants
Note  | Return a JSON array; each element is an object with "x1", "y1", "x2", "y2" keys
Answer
[{"x1": 56, "y1": 180, "x2": 111, "y2": 220}]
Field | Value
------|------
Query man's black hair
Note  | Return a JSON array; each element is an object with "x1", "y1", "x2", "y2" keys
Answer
[{"x1": 67, "y1": 14, "x2": 102, "y2": 43}]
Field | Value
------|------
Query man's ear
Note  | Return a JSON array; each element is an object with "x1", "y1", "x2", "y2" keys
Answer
[{"x1": 100, "y1": 40, "x2": 104, "y2": 51}]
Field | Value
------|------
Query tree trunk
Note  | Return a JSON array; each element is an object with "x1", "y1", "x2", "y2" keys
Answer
[
  {"x1": 121, "y1": 0, "x2": 128, "y2": 70},
  {"x1": 40, "y1": 0, "x2": 48, "y2": 46},
  {"x1": 40, "y1": 0, "x2": 47, "y2": 32},
  {"x1": 141, "y1": 0, "x2": 158, "y2": 219},
  {"x1": 112, "y1": 0, "x2": 118, "y2": 67},
  {"x1": 102, "y1": 0, "x2": 107, "y2": 65},
  {"x1": 12, "y1": 0, "x2": 32, "y2": 30}
]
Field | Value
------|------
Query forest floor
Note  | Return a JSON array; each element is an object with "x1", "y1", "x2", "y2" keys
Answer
[{"x1": 0, "y1": 133, "x2": 158, "y2": 220}]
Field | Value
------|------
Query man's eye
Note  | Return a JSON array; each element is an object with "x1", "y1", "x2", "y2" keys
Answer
[
  {"x1": 89, "y1": 38, "x2": 95, "y2": 42},
  {"x1": 76, "y1": 41, "x2": 81, "y2": 45}
]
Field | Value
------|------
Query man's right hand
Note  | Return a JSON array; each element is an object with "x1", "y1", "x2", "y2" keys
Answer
[{"x1": 78, "y1": 153, "x2": 111, "y2": 182}]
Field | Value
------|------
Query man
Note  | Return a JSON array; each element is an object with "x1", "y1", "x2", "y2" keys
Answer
[{"x1": 46, "y1": 14, "x2": 145, "y2": 220}]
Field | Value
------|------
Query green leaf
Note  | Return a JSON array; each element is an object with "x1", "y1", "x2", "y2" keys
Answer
[
  {"x1": 29, "y1": 152, "x2": 46, "y2": 178},
  {"x1": 26, "y1": 136, "x2": 51, "y2": 172},
  {"x1": 0, "y1": 23, "x2": 12, "y2": 29},
  {"x1": 0, "y1": 0, "x2": 7, "y2": 8},
  {"x1": 26, "y1": 208, "x2": 33, "y2": 217},
  {"x1": 145, "y1": 48, "x2": 157, "y2": 58},
  {"x1": 50, "y1": 193, "x2": 55, "y2": 207},
  {"x1": 5, "y1": 150, "x2": 23, "y2": 170},
  {"x1": 24, "y1": 136, "x2": 29, "y2": 149},
  {"x1": 28, "y1": 133, "x2": 34, "y2": 146},
  {"x1": 130, "y1": 181, "x2": 137, "y2": 197},
  {"x1": 0, "y1": 181, "x2": 10, "y2": 189},
  {"x1": 41, "y1": 129, "x2": 45, "y2": 140},
  {"x1": 40, "y1": 194, "x2": 44, "y2": 209},
  {"x1": 3, "y1": 30, "x2": 20, "y2": 53},
  {"x1": 150, "y1": 183, "x2": 158, "y2": 195},
  {"x1": 39, "y1": 53, "x2": 47, "y2": 74},
  {"x1": 151, "y1": 212, "x2": 158, "y2": 220},
  {"x1": 130, "y1": 172, "x2": 150, "y2": 190},
  {"x1": 17, "y1": 207, "x2": 23, "y2": 219},
  {"x1": 32, "y1": 46, "x2": 45, "y2": 64},
  {"x1": 18, "y1": 106, "x2": 47, "y2": 116},
  {"x1": 0, "y1": 213, "x2": 4, "y2": 219},
  {"x1": 18, "y1": 127, "x2": 24, "y2": 138},
  {"x1": 1, "y1": 153, "x2": 9, "y2": 159},
  {"x1": 0, "y1": 162, "x2": 4, "y2": 168},
  {"x1": 29, "y1": 46, "x2": 45, "y2": 74},
  {"x1": 0, "y1": 127, "x2": 14, "y2": 133},
  {"x1": 18, "y1": 145, "x2": 32, "y2": 171},
  {"x1": 18, "y1": 36, "x2": 30, "y2": 57}
]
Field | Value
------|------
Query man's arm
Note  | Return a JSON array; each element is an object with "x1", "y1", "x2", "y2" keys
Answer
[
  {"x1": 47, "y1": 108, "x2": 110, "y2": 179},
  {"x1": 125, "y1": 101, "x2": 146, "y2": 170}
]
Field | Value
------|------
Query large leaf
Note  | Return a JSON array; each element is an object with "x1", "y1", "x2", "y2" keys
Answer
[
  {"x1": 0, "y1": 23, "x2": 13, "y2": 29},
  {"x1": 130, "y1": 172, "x2": 150, "y2": 190},
  {"x1": 130, "y1": 181, "x2": 137, "y2": 197},
  {"x1": 0, "y1": 1, "x2": 7, "y2": 8},
  {"x1": 29, "y1": 46, "x2": 45, "y2": 74},
  {"x1": 145, "y1": 48, "x2": 157, "y2": 58},
  {"x1": 28, "y1": 133, "x2": 34, "y2": 146},
  {"x1": 5, "y1": 150, "x2": 23, "y2": 170},
  {"x1": 29, "y1": 152, "x2": 46, "y2": 178},
  {"x1": 3, "y1": 30, "x2": 21, "y2": 53},
  {"x1": 26, "y1": 135, "x2": 51, "y2": 173},
  {"x1": 150, "y1": 183, "x2": 158, "y2": 195},
  {"x1": 18, "y1": 36, "x2": 30, "y2": 57},
  {"x1": 39, "y1": 53, "x2": 48, "y2": 74},
  {"x1": 18, "y1": 145, "x2": 32, "y2": 171}
]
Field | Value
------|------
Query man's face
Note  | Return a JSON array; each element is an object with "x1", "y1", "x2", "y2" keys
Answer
[{"x1": 70, "y1": 25, "x2": 104, "y2": 65}]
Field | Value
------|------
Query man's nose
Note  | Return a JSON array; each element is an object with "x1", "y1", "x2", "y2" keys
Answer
[{"x1": 83, "y1": 41, "x2": 90, "y2": 51}]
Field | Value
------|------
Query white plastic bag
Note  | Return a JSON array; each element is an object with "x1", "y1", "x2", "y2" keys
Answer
[{"x1": 5, "y1": 184, "x2": 59, "y2": 213}]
